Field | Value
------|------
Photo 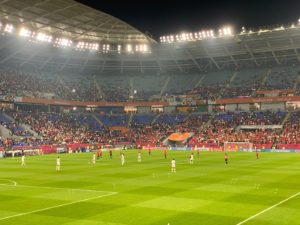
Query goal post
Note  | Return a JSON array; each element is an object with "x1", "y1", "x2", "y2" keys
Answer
[{"x1": 223, "y1": 142, "x2": 253, "y2": 152}]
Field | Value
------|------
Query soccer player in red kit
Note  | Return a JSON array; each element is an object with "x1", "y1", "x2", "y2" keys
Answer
[
  {"x1": 225, "y1": 153, "x2": 229, "y2": 165},
  {"x1": 164, "y1": 149, "x2": 167, "y2": 159}
]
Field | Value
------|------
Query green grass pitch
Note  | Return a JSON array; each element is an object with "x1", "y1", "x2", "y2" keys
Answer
[{"x1": 0, "y1": 150, "x2": 300, "y2": 225}]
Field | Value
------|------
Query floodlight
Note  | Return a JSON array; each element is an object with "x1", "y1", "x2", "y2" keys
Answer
[
  {"x1": 19, "y1": 27, "x2": 31, "y2": 37},
  {"x1": 4, "y1": 24, "x2": 13, "y2": 33},
  {"x1": 127, "y1": 44, "x2": 132, "y2": 53},
  {"x1": 36, "y1": 33, "x2": 52, "y2": 43}
]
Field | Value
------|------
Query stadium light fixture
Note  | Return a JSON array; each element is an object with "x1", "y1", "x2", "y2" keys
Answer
[
  {"x1": 134, "y1": 44, "x2": 149, "y2": 53},
  {"x1": 4, "y1": 24, "x2": 13, "y2": 33},
  {"x1": 126, "y1": 44, "x2": 133, "y2": 53},
  {"x1": 143, "y1": 44, "x2": 148, "y2": 52},
  {"x1": 117, "y1": 45, "x2": 122, "y2": 54},
  {"x1": 19, "y1": 27, "x2": 31, "y2": 37},
  {"x1": 0, "y1": 21, "x2": 151, "y2": 55},
  {"x1": 219, "y1": 26, "x2": 233, "y2": 37},
  {"x1": 241, "y1": 26, "x2": 246, "y2": 34},
  {"x1": 102, "y1": 44, "x2": 110, "y2": 53},
  {"x1": 36, "y1": 32, "x2": 52, "y2": 43},
  {"x1": 92, "y1": 43, "x2": 99, "y2": 51},
  {"x1": 76, "y1": 42, "x2": 99, "y2": 51},
  {"x1": 55, "y1": 38, "x2": 72, "y2": 47}
]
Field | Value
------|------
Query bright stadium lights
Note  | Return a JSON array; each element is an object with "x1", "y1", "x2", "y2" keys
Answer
[
  {"x1": 0, "y1": 21, "x2": 151, "y2": 55},
  {"x1": 126, "y1": 44, "x2": 133, "y2": 53},
  {"x1": 143, "y1": 44, "x2": 148, "y2": 52},
  {"x1": 54, "y1": 37, "x2": 72, "y2": 47},
  {"x1": 91, "y1": 43, "x2": 99, "y2": 51},
  {"x1": 76, "y1": 42, "x2": 99, "y2": 51},
  {"x1": 36, "y1": 32, "x2": 52, "y2": 43},
  {"x1": 160, "y1": 29, "x2": 217, "y2": 43},
  {"x1": 19, "y1": 27, "x2": 31, "y2": 37},
  {"x1": 76, "y1": 41, "x2": 85, "y2": 49},
  {"x1": 165, "y1": 35, "x2": 175, "y2": 43},
  {"x1": 219, "y1": 27, "x2": 232, "y2": 37},
  {"x1": 240, "y1": 26, "x2": 246, "y2": 34},
  {"x1": 4, "y1": 24, "x2": 14, "y2": 33},
  {"x1": 102, "y1": 44, "x2": 110, "y2": 53},
  {"x1": 135, "y1": 44, "x2": 149, "y2": 53}
]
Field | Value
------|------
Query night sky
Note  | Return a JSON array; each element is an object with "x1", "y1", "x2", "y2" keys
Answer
[{"x1": 76, "y1": 0, "x2": 300, "y2": 40}]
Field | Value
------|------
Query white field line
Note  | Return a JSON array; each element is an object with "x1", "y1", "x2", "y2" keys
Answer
[
  {"x1": 236, "y1": 191, "x2": 300, "y2": 225},
  {"x1": 0, "y1": 191, "x2": 117, "y2": 221},
  {"x1": 0, "y1": 182, "x2": 117, "y2": 194}
]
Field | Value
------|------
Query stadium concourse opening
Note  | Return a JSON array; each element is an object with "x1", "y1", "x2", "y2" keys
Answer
[{"x1": 0, "y1": 0, "x2": 300, "y2": 225}]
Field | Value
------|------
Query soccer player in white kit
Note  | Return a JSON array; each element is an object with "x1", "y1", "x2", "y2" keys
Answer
[
  {"x1": 171, "y1": 158, "x2": 176, "y2": 173},
  {"x1": 190, "y1": 153, "x2": 194, "y2": 164},
  {"x1": 92, "y1": 153, "x2": 96, "y2": 164},
  {"x1": 137, "y1": 152, "x2": 141, "y2": 163},
  {"x1": 121, "y1": 153, "x2": 125, "y2": 166},
  {"x1": 56, "y1": 156, "x2": 61, "y2": 171},
  {"x1": 21, "y1": 155, "x2": 25, "y2": 166}
]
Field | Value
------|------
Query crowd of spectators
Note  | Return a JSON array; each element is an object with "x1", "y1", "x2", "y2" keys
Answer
[
  {"x1": 0, "y1": 68, "x2": 299, "y2": 103},
  {"x1": 1, "y1": 110, "x2": 299, "y2": 149}
]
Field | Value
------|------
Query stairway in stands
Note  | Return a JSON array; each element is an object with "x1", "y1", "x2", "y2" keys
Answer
[
  {"x1": 259, "y1": 69, "x2": 272, "y2": 89},
  {"x1": 128, "y1": 113, "x2": 134, "y2": 127},
  {"x1": 217, "y1": 71, "x2": 239, "y2": 99},
  {"x1": 293, "y1": 75, "x2": 300, "y2": 90},
  {"x1": 281, "y1": 111, "x2": 292, "y2": 126},
  {"x1": 1, "y1": 112, "x2": 39, "y2": 138},
  {"x1": 151, "y1": 114, "x2": 160, "y2": 124},
  {"x1": 94, "y1": 77, "x2": 105, "y2": 100},
  {"x1": 228, "y1": 71, "x2": 239, "y2": 86},
  {"x1": 160, "y1": 76, "x2": 171, "y2": 96},
  {"x1": 92, "y1": 114, "x2": 104, "y2": 127},
  {"x1": 194, "y1": 74, "x2": 206, "y2": 88}
]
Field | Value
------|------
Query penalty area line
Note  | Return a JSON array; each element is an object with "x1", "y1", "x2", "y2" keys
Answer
[
  {"x1": 0, "y1": 183, "x2": 117, "y2": 194},
  {"x1": 236, "y1": 191, "x2": 300, "y2": 225},
  {"x1": 0, "y1": 192, "x2": 117, "y2": 221}
]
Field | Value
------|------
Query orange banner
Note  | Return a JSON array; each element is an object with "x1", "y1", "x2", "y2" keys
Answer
[{"x1": 168, "y1": 133, "x2": 193, "y2": 142}]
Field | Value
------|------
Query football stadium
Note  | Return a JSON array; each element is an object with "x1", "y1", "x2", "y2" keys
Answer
[{"x1": 0, "y1": 0, "x2": 300, "y2": 224}]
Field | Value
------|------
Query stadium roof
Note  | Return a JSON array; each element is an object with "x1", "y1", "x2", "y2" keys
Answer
[{"x1": 0, "y1": 0, "x2": 155, "y2": 43}]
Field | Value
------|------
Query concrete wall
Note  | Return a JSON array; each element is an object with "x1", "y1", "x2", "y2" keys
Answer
[
  {"x1": 261, "y1": 103, "x2": 285, "y2": 111},
  {"x1": 137, "y1": 106, "x2": 151, "y2": 114},
  {"x1": 237, "y1": 104, "x2": 250, "y2": 111}
]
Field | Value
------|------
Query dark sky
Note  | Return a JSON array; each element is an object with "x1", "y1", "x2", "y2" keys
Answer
[{"x1": 76, "y1": 0, "x2": 300, "y2": 40}]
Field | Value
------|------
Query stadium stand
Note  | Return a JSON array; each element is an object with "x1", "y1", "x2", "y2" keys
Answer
[{"x1": 0, "y1": 1, "x2": 299, "y2": 152}]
